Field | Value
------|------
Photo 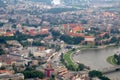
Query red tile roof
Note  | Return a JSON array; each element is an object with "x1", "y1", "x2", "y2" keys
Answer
[
  {"x1": 3, "y1": 32, "x2": 14, "y2": 36},
  {"x1": 39, "y1": 31, "x2": 49, "y2": 35},
  {"x1": 0, "y1": 55, "x2": 20, "y2": 65},
  {"x1": 84, "y1": 36, "x2": 94, "y2": 38},
  {"x1": 69, "y1": 24, "x2": 76, "y2": 28},
  {"x1": 0, "y1": 70, "x2": 13, "y2": 74},
  {"x1": 72, "y1": 27, "x2": 83, "y2": 33},
  {"x1": 64, "y1": 24, "x2": 82, "y2": 29},
  {"x1": 68, "y1": 32, "x2": 84, "y2": 37},
  {"x1": 98, "y1": 32, "x2": 108, "y2": 37}
]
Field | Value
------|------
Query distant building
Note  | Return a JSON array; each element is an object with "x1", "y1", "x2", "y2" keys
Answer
[
  {"x1": 98, "y1": 32, "x2": 108, "y2": 37},
  {"x1": 72, "y1": 27, "x2": 84, "y2": 33},
  {"x1": 0, "y1": 73, "x2": 24, "y2": 80},
  {"x1": 0, "y1": 55, "x2": 20, "y2": 66},
  {"x1": 84, "y1": 36, "x2": 95, "y2": 42},
  {"x1": 71, "y1": 74, "x2": 89, "y2": 80}
]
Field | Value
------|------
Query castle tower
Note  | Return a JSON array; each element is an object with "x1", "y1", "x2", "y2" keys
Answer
[{"x1": 44, "y1": 63, "x2": 54, "y2": 77}]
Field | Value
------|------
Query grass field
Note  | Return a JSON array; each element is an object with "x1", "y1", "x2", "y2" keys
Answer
[
  {"x1": 107, "y1": 56, "x2": 117, "y2": 65},
  {"x1": 63, "y1": 50, "x2": 78, "y2": 69}
]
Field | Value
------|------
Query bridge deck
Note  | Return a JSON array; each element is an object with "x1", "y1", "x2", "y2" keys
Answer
[{"x1": 99, "y1": 66, "x2": 120, "y2": 74}]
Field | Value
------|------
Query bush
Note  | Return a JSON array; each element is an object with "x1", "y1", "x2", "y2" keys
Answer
[
  {"x1": 89, "y1": 70, "x2": 102, "y2": 78},
  {"x1": 22, "y1": 70, "x2": 44, "y2": 79}
]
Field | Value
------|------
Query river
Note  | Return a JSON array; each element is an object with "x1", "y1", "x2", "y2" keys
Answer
[{"x1": 73, "y1": 47, "x2": 120, "y2": 79}]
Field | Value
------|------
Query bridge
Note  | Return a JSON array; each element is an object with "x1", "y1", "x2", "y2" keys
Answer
[{"x1": 99, "y1": 66, "x2": 120, "y2": 74}]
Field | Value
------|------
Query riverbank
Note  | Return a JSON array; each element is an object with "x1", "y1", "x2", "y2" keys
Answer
[
  {"x1": 78, "y1": 44, "x2": 119, "y2": 51},
  {"x1": 63, "y1": 46, "x2": 103, "y2": 70},
  {"x1": 72, "y1": 44, "x2": 120, "y2": 79},
  {"x1": 63, "y1": 44, "x2": 120, "y2": 71},
  {"x1": 63, "y1": 50, "x2": 78, "y2": 70},
  {"x1": 107, "y1": 56, "x2": 117, "y2": 65}
]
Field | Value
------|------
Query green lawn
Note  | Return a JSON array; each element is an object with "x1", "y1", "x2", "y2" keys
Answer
[
  {"x1": 63, "y1": 46, "x2": 89, "y2": 69},
  {"x1": 65, "y1": 46, "x2": 94, "y2": 69},
  {"x1": 107, "y1": 56, "x2": 117, "y2": 65},
  {"x1": 63, "y1": 50, "x2": 78, "y2": 69}
]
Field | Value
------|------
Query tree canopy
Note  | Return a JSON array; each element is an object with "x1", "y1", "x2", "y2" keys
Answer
[
  {"x1": 89, "y1": 70, "x2": 102, "y2": 78},
  {"x1": 0, "y1": 46, "x2": 5, "y2": 55},
  {"x1": 22, "y1": 70, "x2": 44, "y2": 79},
  {"x1": 114, "y1": 54, "x2": 120, "y2": 65},
  {"x1": 60, "y1": 35, "x2": 84, "y2": 44}
]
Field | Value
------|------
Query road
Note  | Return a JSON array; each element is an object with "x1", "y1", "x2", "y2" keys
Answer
[
  {"x1": 50, "y1": 48, "x2": 69, "y2": 66},
  {"x1": 50, "y1": 44, "x2": 81, "y2": 66}
]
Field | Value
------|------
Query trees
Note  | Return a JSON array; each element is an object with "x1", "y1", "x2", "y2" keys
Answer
[
  {"x1": 0, "y1": 31, "x2": 48, "y2": 47},
  {"x1": 89, "y1": 70, "x2": 110, "y2": 80},
  {"x1": 0, "y1": 66, "x2": 6, "y2": 70},
  {"x1": 22, "y1": 70, "x2": 44, "y2": 79},
  {"x1": 0, "y1": 22, "x2": 4, "y2": 27},
  {"x1": 104, "y1": 33, "x2": 110, "y2": 39},
  {"x1": 0, "y1": 39, "x2": 6, "y2": 44},
  {"x1": 89, "y1": 70, "x2": 102, "y2": 78},
  {"x1": 61, "y1": 50, "x2": 85, "y2": 71},
  {"x1": 110, "y1": 37, "x2": 117, "y2": 43},
  {"x1": 60, "y1": 35, "x2": 71, "y2": 44},
  {"x1": 16, "y1": 65, "x2": 45, "y2": 79},
  {"x1": 77, "y1": 64, "x2": 85, "y2": 71},
  {"x1": 111, "y1": 29, "x2": 120, "y2": 34},
  {"x1": 113, "y1": 54, "x2": 120, "y2": 65},
  {"x1": 67, "y1": 65, "x2": 75, "y2": 71},
  {"x1": 50, "y1": 29, "x2": 61, "y2": 41},
  {"x1": 99, "y1": 76, "x2": 110, "y2": 80},
  {"x1": 73, "y1": 37, "x2": 84, "y2": 44},
  {"x1": 50, "y1": 75, "x2": 55, "y2": 80},
  {"x1": 8, "y1": 18, "x2": 16, "y2": 23},
  {"x1": 60, "y1": 35, "x2": 84, "y2": 44},
  {"x1": 32, "y1": 41, "x2": 44, "y2": 46},
  {"x1": 0, "y1": 47, "x2": 5, "y2": 55},
  {"x1": 81, "y1": 20, "x2": 88, "y2": 24}
]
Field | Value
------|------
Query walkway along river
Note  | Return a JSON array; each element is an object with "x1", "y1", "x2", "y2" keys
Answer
[{"x1": 73, "y1": 46, "x2": 120, "y2": 79}]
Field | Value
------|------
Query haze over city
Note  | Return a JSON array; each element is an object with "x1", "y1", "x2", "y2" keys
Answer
[{"x1": 0, "y1": 0, "x2": 120, "y2": 80}]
